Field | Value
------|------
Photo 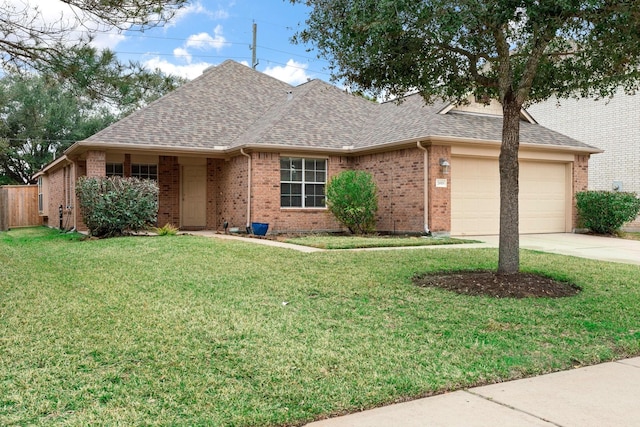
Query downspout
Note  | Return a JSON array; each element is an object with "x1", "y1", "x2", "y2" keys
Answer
[
  {"x1": 240, "y1": 149, "x2": 251, "y2": 230},
  {"x1": 417, "y1": 142, "x2": 430, "y2": 235}
]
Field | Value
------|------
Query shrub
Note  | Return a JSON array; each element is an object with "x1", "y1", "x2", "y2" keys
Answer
[
  {"x1": 155, "y1": 223, "x2": 179, "y2": 236},
  {"x1": 326, "y1": 170, "x2": 378, "y2": 234},
  {"x1": 76, "y1": 176, "x2": 158, "y2": 237},
  {"x1": 576, "y1": 191, "x2": 640, "y2": 234}
]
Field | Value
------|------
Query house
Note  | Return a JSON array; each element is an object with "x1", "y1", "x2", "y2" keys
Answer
[
  {"x1": 35, "y1": 60, "x2": 600, "y2": 236},
  {"x1": 528, "y1": 91, "x2": 640, "y2": 231}
]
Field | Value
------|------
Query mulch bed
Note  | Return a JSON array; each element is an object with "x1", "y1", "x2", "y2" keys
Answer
[{"x1": 413, "y1": 271, "x2": 581, "y2": 298}]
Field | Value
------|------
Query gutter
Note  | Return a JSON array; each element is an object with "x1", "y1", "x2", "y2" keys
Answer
[
  {"x1": 416, "y1": 142, "x2": 430, "y2": 235},
  {"x1": 240, "y1": 148, "x2": 251, "y2": 229}
]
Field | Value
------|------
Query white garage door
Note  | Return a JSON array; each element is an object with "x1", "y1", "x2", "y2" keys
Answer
[{"x1": 451, "y1": 157, "x2": 568, "y2": 235}]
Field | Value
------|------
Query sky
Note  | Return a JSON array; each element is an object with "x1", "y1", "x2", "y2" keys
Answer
[{"x1": 32, "y1": 0, "x2": 332, "y2": 86}]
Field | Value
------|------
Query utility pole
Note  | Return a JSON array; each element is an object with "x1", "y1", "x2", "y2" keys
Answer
[{"x1": 251, "y1": 22, "x2": 258, "y2": 69}]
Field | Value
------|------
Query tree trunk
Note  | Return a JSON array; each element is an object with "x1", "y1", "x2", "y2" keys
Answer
[{"x1": 498, "y1": 94, "x2": 522, "y2": 274}]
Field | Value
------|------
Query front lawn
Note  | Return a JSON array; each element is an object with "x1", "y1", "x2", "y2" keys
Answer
[{"x1": 1, "y1": 227, "x2": 639, "y2": 426}]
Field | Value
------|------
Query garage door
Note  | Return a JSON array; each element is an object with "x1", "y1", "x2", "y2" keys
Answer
[{"x1": 451, "y1": 157, "x2": 568, "y2": 235}]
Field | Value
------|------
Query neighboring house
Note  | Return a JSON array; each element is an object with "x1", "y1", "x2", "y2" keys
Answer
[
  {"x1": 35, "y1": 60, "x2": 600, "y2": 236},
  {"x1": 528, "y1": 91, "x2": 640, "y2": 231}
]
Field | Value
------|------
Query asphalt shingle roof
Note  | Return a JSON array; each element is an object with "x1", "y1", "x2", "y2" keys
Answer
[{"x1": 79, "y1": 60, "x2": 598, "y2": 153}]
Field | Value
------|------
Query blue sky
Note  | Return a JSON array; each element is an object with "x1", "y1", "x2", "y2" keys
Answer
[
  {"x1": 34, "y1": 0, "x2": 331, "y2": 85},
  {"x1": 121, "y1": 1, "x2": 331, "y2": 84}
]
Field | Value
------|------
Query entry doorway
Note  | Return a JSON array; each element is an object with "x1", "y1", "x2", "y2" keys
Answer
[{"x1": 180, "y1": 164, "x2": 207, "y2": 229}]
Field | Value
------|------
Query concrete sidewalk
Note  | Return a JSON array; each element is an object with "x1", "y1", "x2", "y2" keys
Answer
[{"x1": 307, "y1": 357, "x2": 640, "y2": 427}]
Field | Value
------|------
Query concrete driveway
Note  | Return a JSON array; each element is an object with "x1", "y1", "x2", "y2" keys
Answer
[{"x1": 466, "y1": 233, "x2": 640, "y2": 265}]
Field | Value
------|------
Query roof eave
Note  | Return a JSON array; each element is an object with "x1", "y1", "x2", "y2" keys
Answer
[{"x1": 64, "y1": 134, "x2": 602, "y2": 161}]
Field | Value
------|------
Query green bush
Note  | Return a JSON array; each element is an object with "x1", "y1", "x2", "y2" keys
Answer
[
  {"x1": 154, "y1": 223, "x2": 179, "y2": 236},
  {"x1": 326, "y1": 170, "x2": 378, "y2": 234},
  {"x1": 76, "y1": 176, "x2": 158, "y2": 237},
  {"x1": 576, "y1": 191, "x2": 640, "y2": 234}
]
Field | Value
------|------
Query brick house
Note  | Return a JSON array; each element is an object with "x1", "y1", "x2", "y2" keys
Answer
[
  {"x1": 36, "y1": 60, "x2": 600, "y2": 236},
  {"x1": 528, "y1": 91, "x2": 640, "y2": 231}
]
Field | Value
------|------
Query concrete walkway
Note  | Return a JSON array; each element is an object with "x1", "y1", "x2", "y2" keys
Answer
[
  {"x1": 307, "y1": 357, "x2": 640, "y2": 427},
  {"x1": 189, "y1": 231, "x2": 640, "y2": 265}
]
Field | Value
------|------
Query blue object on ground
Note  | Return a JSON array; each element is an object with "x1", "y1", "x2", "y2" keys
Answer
[{"x1": 251, "y1": 222, "x2": 269, "y2": 236}]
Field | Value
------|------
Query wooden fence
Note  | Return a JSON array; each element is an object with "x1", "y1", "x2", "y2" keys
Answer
[{"x1": 0, "y1": 185, "x2": 41, "y2": 231}]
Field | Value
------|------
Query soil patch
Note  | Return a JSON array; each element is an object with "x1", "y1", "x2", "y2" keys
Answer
[{"x1": 413, "y1": 271, "x2": 581, "y2": 298}]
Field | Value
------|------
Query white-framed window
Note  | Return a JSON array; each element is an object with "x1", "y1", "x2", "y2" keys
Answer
[
  {"x1": 131, "y1": 164, "x2": 157, "y2": 180},
  {"x1": 280, "y1": 157, "x2": 326, "y2": 208},
  {"x1": 37, "y1": 176, "x2": 43, "y2": 213},
  {"x1": 64, "y1": 165, "x2": 73, "y2": 209},
  {"x1": 106, "y1": 163, "x2": 124, "y2": 177}
]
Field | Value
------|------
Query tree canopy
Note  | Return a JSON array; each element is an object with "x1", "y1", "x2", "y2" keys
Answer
[
  {"x1": 0, "y1": 49, "x2": 184, "y2": 184},
  {"x1": 293, "y1": 0, "x2": 640, "y2": 273},
  {"x1": 0, "y1": 0, "x2": 188, "y2": 70}
]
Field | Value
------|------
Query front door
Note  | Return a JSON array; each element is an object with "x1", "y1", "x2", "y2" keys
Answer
[{"x1": 181, "y1": 165, "x2": 207, "y2": 228}]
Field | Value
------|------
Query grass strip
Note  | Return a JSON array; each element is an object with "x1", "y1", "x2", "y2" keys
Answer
[{"x1": 284, "y1": 235, "x2": 479, "y2": 249}]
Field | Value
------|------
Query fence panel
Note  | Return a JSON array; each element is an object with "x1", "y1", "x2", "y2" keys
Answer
[
  {"x1": 0, "y1": 185, "x2": 41, "y2": 229},
  {"x1": 0, "y1": 187, "x2": 7, "y2": 231}
]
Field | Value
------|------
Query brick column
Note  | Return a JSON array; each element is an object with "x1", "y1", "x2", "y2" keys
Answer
[
  {"x1": 85, "y1": 151, "x2": 106, "y2": 177},
  {"x1": 158, "y1": 156, "x2": 180, "y2": 227},
  {"x1": 572, "y1": 154, "x2": 590, "y2": 230},
  {"x1": 124, "y1": 154, "x2": 131, "y2": 177}
]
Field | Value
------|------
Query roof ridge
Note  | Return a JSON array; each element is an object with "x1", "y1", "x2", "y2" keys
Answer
[{"x1": 232, "y1": 80, "x2": 318, "y2": 147}]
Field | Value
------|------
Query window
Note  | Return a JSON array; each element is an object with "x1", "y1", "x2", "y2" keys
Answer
[
  {"x1": 131, "y1": 164, "x2": 158, "y2": 180},
  {"x1": 280, "y1": 157, "x2": 326, "y2": 208},
  {"x1": 106, "y1": 163, "x2": 123, "y2": 177},
  {"x1": 64, "y1": 165, "x2": 73, "y2": 209},
  {"x1": 37, "y1": 177, "x2": 43, "y2": 213}
]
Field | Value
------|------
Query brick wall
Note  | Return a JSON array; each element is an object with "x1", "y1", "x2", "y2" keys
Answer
[
  {"x1": 427, "y1": 145, "x2": 452, "y2": 233},
  {"x1": 45, "y1": 168, "x2": 64, "y2": 228},
  {"x1": 243, "y1": 153, "x2": 346, "y2": 233},
  {"x1": 572, "y1": 154, "x2": 590, "y2": 230},
  {"x1": 158, "y1": 156, "x2": 179, "y2": 227},
  {"x1": 529, "y1": 92, "x2": 640, "y2": 230},
  {"x1": 85, "y1": 151, "x2": 106, "y2": 177},
  {"x1": 352, "y1": 148, "x2": 426, "y2": 233},
  {"x1": 217, "y1": 155, "x2": 249, "y2": 230}
]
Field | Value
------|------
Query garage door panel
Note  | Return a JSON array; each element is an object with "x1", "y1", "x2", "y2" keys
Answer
[{"x1": 451, "y1": 157, "x2": 567, "y2": 235}]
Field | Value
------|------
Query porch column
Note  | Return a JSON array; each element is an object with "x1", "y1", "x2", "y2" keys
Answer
[{"x1": 85, "y1": 151, "x2": 106, "y2": 177}]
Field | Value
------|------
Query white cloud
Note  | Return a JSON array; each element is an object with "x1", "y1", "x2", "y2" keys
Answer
[
  {"x1": 263, "y1": 60, "x2": 313, "y2": 85},
  {"x1": 5, "y1": 0, "x2": 126, "y2": 51},
  {"x1": 143, "y1": 56, "x2": 213, "y2": 80},
  {"x1": 185, "y1": 26, "x2": 228, "y2": 51},
  {"x1": 165, "y1": 1, "x2": 230, "y2": 28},
  {"x1": 173, "y1": 47, "x2": 192, "y2": 64},
  {"x1": 90, "y1": 32, "x2": 127, "y2": 51}
]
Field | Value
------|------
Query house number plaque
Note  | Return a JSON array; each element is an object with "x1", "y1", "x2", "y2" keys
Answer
[{"x1": 435, "y1": 179, "x2": 448, "y2": 188}]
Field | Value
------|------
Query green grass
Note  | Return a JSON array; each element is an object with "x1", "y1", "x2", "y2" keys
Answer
[
  {"x1": 1, "y1": 227, "x2": 639, "y2": 426},
  {"x1": 620, "y1": 232, "x2": 640, "y2": 241},
  {"x1": 284, "y1": 235, "x2": 478, "y2": 249}
]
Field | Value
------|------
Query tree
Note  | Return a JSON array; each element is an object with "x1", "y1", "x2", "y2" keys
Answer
[
  {"x1": 292, "y1": 0, "x2": 640, "y2": 274},
  {"x1": 326, "y1": 170, "x2": 378, "y2": 234},
  {"x1": 45, "y1": 45, "x2": 187, "y2": 114},
  {"x1": 0, "y1": 72, "x2": 116, "y2": 184},
  {"x1": 0, "y1": 0, "x2": 188, "y2": 70}
]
